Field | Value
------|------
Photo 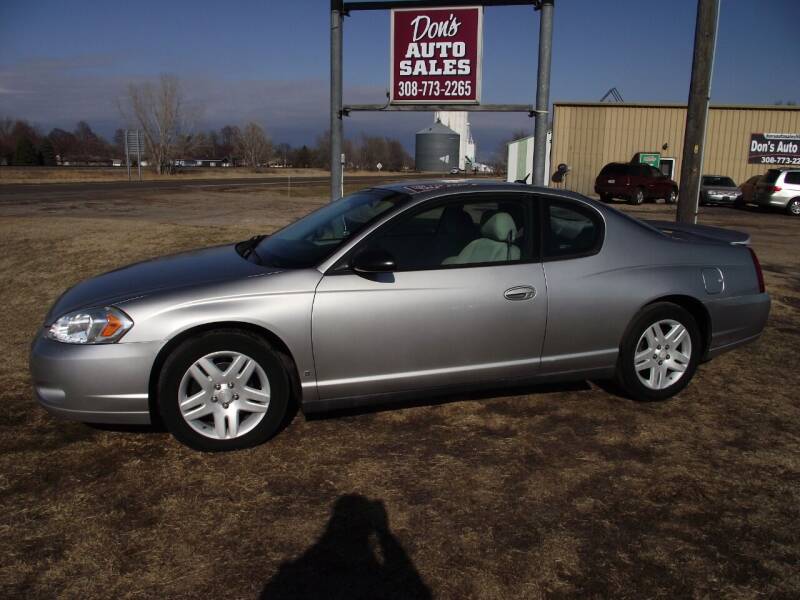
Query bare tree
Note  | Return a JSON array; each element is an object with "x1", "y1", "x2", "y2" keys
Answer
[
  {"x1": 236, "y1": 122, "x2": 271, "y2": 168},
  {"x1": 123, "y1": 75, "x2": 187, "y2": 174}
]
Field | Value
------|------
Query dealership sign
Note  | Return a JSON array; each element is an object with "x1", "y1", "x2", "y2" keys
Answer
[
  {"x1": 748, "y1": 133, "x2": 800, "y2": 165},
  {"x1": 390, "y1": 6, "x2": 482, "y2": 104}
]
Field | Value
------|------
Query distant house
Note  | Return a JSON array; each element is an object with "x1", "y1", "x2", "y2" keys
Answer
[{"x1": 174, "y1": 158, "x2": 226, "y2": 168}]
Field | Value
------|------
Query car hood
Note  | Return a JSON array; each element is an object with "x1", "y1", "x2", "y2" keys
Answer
[{"x1": 46, "y1": 244, "x2": 275, "y2": 322}]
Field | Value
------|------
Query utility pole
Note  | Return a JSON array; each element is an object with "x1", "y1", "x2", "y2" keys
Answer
[
  {"x1": 677, "y1": 0, "x2": 719, "y2": 224},
  {"x1": 330, "y1": 0, "x2": 344, "y2": 202},
  {"x1": 532, "y1": 0, "x2": 554, "y2": 187}
]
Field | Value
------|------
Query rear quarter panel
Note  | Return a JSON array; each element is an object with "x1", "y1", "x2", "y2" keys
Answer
[{"x1": 541, "y1": 208, "x2": 763, "y2": 375}]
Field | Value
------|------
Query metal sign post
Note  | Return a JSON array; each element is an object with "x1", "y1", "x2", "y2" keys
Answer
[
  {"x1": 124, "y1": 130, "x2": 131, "y2": 182},
  {"x1": 532, "y1": 0, "x2": 553, "y2": 187},
  {"x1": 137, "y1": 132, "x2": 142, "y2": 181},
  {"x1": 125, "y1": 130, "x2": 145, "y2": 182},
  {"x1": 331, "y1": 1, "x2": 344, "y2": 202},
  {"x1": 330, "y1": 0, "x2": 551, "y2": 200}
]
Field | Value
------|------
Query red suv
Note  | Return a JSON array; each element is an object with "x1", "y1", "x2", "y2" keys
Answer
[{"x1": 595, "y1": 162, "x2": 679, "y2": 205}]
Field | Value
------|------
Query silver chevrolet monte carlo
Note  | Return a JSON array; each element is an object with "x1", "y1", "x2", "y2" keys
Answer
[{"x1": 30, "y1": 181, "x2": 770, "y2": 451}]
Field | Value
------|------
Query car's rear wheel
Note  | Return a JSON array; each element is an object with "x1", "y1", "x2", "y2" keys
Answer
[
  {"x1": 158, "y1": 329, "x2": 289, "y2": 451},
  {"x1": 629, "y1": 188, "x2": 644, "y2": 205},
  {"x1": 616, "y1": 302, "x2": 700, "y2": 401},
  {"x1": 600, "y1": 193, "x2": 613, "y2": 203},
  {"x1": 787, "y1": 198, "x2": 800, "y2": 216}
]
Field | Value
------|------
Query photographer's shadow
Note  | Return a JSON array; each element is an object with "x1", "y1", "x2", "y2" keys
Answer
[{"x1": 261, "y1": 494, "x2": 431, "y2": 600}]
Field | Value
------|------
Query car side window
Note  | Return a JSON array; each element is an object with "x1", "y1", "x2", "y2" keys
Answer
[
  {"x1": 785, "y1": 172, "x2": 800, "y2": 185},
  {"x1": 543, "y1": 200, "x2": 603, "y2": 260},
  {"x1": 356, "y1": 196, "x2": 534, "y2": 271}
]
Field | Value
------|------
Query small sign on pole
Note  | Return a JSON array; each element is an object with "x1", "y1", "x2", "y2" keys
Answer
[
  {"x1": 376, "y1": 162, "x2": 383, "y2": 171},
  {"x1": 124, "y1": 130, "x2": 145, "y2": 182},
  {"x1": 390, "y1": 5, "x2": 483, "y2": 105}
]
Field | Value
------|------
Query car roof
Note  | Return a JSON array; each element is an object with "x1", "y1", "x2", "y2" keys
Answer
[{"x1": 374, "y1": 179, "x2": 587, "y2": 201}]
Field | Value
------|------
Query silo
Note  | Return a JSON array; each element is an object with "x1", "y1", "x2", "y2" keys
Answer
[{"x1": 415, "y1": 121, "x2": 460, "y2": 172}]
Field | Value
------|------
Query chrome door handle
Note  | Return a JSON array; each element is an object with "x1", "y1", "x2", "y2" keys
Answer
[{"x1": 504, "y1": 286, "x2": 536, "y2": 301}]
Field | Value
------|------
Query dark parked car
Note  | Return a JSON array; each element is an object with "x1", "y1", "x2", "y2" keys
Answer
[
  {"x1": 737, "y1": 175, "x2": 762, "y2": 207},
  {"x1": 595, "y1": 162, "x2": 678, "y2": 205},
  {"x1": 699, "y1": 175, "x2": 740, "y2": 207}
]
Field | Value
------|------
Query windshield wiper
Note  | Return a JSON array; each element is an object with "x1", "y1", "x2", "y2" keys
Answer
[{"x1": 236, "y1": 234, "x2": 266, "y2": 262}]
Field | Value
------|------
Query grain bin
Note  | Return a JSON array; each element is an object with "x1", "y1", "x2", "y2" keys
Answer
[{"x1": 415, "y1": 121, "x2": 460, "y2": 172}]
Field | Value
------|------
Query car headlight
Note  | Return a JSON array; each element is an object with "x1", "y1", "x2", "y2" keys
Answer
[{"x1": 45, "y1": 307, "x2": 133, "y2": 344}]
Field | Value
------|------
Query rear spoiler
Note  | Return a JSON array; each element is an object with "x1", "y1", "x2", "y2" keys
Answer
[{"x1": 644, "y1": 220, "x2": 751, "y2": 246}]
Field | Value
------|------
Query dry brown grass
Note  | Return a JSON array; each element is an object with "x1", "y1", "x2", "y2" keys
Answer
[
  {"x1": 0, "y1": 166, "x2": 410, "y2": 185},
  {"x1": 0, "y1": 187, "x2": 798, "y2": 599}
]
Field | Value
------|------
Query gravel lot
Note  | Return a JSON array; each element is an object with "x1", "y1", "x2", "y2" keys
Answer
[{"x1": 1, "y1": 181, "x2": 798, "y2": 599}]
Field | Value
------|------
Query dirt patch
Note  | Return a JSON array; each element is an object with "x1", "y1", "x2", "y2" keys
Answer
[{"x1": 0, "y1": 191, "x2": 798, "y2": 598}]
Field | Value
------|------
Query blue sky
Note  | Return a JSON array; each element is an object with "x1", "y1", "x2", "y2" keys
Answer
[{"x1": 1, "y1": 0, "x2": 798, "y2": 160}]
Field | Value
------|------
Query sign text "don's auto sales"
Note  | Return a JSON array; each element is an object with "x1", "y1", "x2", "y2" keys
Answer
[{"x1": 391, "y1": 6, "x2": 482, "y2": 104}]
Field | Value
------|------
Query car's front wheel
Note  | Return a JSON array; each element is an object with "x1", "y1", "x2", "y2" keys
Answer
[
  {"x1": 158, "y1": 329, "x2": 290, "y2": 451},
  {"x1": 616, "y1": 302, "x2": 700, "y2": 401},
  {"x1": 666, "y1": 189, "x2": 678, "y2": 204},
  {"x1": 787, "y1": 198, "x2": 800, "y2": 216}
]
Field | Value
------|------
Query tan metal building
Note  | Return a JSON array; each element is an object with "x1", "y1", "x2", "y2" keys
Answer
[{"x1": 550, "y1": 101, "x2": 800, "y2": 197}]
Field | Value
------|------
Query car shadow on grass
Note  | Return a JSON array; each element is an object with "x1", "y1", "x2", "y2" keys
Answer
[{"x1": 261, "y1": 494, "x2": 432, "y2": 600}]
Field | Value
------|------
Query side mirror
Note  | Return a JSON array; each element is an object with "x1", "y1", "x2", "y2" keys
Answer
[{"x1": 351, "y1": 248, "x2": 396, "y2": 274}]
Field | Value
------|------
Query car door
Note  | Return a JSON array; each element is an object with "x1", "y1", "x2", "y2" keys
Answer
[
  {"x1": 311, "y1": 193, "x2": 547, "y2": 401},
  {"x1": 540, "y1": 197, "x2": 614, "y2": 374}
]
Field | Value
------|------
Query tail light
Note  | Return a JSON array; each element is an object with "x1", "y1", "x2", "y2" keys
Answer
[
  {"x1": 748, "y1": 247, "x2": 765, "y2": 293},
  {"x1": 769, "y1": 186, "x2": 782, "y2": 193}
]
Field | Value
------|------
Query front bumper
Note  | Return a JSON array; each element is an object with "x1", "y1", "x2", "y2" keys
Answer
[
  {"x1": 704, "y1": 194, "x2": 739, "y2": 205},
  {"x1": 30, "y1": 335, "x2": 162, "y2": 424}
]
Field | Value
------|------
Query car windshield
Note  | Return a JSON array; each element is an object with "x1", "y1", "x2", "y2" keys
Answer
[
  {"x1": 702, "y1": 176, "x2": 736, "y2": 187},
  {"x1": 252, "y1": 189, "x2": 409, "y2": 269}
]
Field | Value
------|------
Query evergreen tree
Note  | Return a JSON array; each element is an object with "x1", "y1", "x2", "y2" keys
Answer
[
  {"x1": 295, "y1": 145, "x2": 312, "y2": 168},
  {"x1": 39, "y1": 138, "x2": 57, "y2": 166},
  {"x1": 13, "y1": 136, "x2": 38, "y2": 165}
]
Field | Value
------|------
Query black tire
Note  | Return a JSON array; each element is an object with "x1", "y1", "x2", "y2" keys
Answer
[
  {"x1": 787, "y1": 198, "x2": 800, "y2": 217},
  {"x1": 616, "y1": 302, "x2": 701, "y2": 402},
  {"x1": 629, "y1": 188, "x2": 645, "y2": 205},
  {"x1": 157, "y1": 329, "x2": 290, "y2": 451},
  {"x1": 666, "y1": 189, "x2": 678, "y2": 204},
  {"x1": 600, "y1": 193, "x2": 613, "y2": 203}
]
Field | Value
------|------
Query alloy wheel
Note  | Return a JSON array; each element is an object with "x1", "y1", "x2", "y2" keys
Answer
[
  {"x1": 178, "y1": 350, "x2": 271, "y2": 440},
  {"x1": 634, "y1": 319, "x2": 692, "y2": 390}
]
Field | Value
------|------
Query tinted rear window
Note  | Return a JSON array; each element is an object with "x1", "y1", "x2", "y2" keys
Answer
[
  {"x1": 785, "y1": 172, "x2": 800, "y2": 185},
  {"x1": 702, "y1": 176, "x2": 736, "y2": 187},
  {"x1": 599, "y1": 164, "x2": 630, "y2": 177},
  {"x1": 762, "y1": 169, "x2": 781, "y2": 184}
]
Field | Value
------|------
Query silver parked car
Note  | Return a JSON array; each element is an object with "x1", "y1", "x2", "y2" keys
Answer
[
  {"x1": 699, "y1": 175, "x2": 741, "y2": 207},
  {"x1": 30, "y1": 181, "x2": 770, "y2": 451},
  {"x1": 754, "y1": 169, "x2": 800, "y2": 215}
]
